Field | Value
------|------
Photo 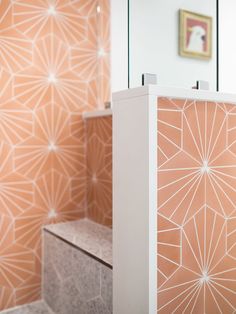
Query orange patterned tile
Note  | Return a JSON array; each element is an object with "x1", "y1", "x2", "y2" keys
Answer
[
  {"x1": 157, "y1": 214, "x2": 180, "y2": 287},
  {"x1": 0, "y1": 215, "x2": 14, "y2": 252},
  {"x1": 97, "y1": 0, "x2": 110, "y2": 104},
  {"x1": 227, "y1": 214, "x2": 236, "y2": 258},
  {"x1": 0, "y1": 243, "x2": 35, "y2": 288},
  {"x1": 72, "y1": 0, "x2": 98, "y2": 17},
  {"x1": 0, "y1": 0, "x2": 110, "y2": 309},
  {"x1": 15, "y1": 103, "x2": 86, "y2": 179},
  {"x1": 0, "y1": 101, "x2": 33, "y2": 144},
  {"x1": 71, "y1": 173, "x2": 87, "y2": 208},
  {"x1": 15, "y1": 274, "x2": 41, "y2": 306},
  {"x1": 87, "y1": 136, "x2": 112, "y2": 217},
  {"x1": 13, "y1": 0, "x2": 87, "y2": 44},
  {"x1": 70, "y1": 114, "x2": 85, "y2": 142},
  {"x1": 0, "y1": 28, "x2": 32, "y2": 73},
  {"x1": 0, "y1": 286, "x2": 15, "y2": 311},
  {"x1": 70, "y1": 16, "x2": 98, "y2": 81},
  {"x1": 14, "y1": 34, "x2": 87, "y2": 111},
  {"x1": 0, "y1": 69, "x2": 12, "y2": 103},
  {"x1": 0, "y1": 173, "x2": 33, "y2": 217},
  {"x1": 34, "y1": 170, "x2": 84, "y2": 223},
  {"x1": 158, "y1": 98, "x2": 236, "y2": 313},
  {"x1": 158, "y1": 109, "x2": 182, "y2": 165},
  {"x1": 87, "y1": 78, "x2": 99, "y2": 109},
  {"x1": 158, "y1": 97, "x2": 194, "y2": 110},
  {"x1": 0, "y1": 1, "x2": 13, "y2": 29},
  {"x1": 86, "y1": 116, "x2": 112, "y2": 227}
]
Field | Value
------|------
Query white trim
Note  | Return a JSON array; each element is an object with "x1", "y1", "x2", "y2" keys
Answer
[
  {"x1": 113, "y1": 85, "x2": 236, "y2": 103},
  {"x1": 113, "y1": 93, "x2": 157, "y2": 314},
  {"x1": 148, "y1": 94, "x2": 158, "y2": 312},
  {"x1": 82, "y1": 109, "x2": 112, "y2": 119},
  {"x1": 111, "y1": 0, "x2": 128, "y2": 92}
]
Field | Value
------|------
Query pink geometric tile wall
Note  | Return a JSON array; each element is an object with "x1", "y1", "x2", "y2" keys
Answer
[
  {"x1": 86, "y1": 115, "x2": 112, "y2": 227},
  {"x1": 158, "y1": 98, "x2": 236, "y2": 313},
  {"x1": 0, "y1": 0, "x2": 110, "y2": 310}
]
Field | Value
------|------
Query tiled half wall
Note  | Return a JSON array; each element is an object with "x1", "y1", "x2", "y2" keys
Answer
[
  {"x1": 0, "y1": 0, "x2": 110, "y2": 310},
  {"x1": 81, "y1": 97, "x2": 236, "y2": 312},
  {"x1": 47, "y1": 97, "x2": 236, "y2": 313},
  {"x1": 158, "y1": 98, "x2": 236, "y2": 313}
]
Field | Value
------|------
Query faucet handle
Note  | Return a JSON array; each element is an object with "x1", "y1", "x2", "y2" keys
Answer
[
  {"x1": 193, "y1": 80, "x2": 209, "y2": 90},
  {"x1": 142, "y1": 73, "x2": 157, "y2": 86}
]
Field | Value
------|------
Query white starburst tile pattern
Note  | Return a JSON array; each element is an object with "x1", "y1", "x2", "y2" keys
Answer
[
  {"x1": 15, "y1": 274, "x2": 41, "y2": 306},
  {"x1": 86, "y1": 115, "x2": 112, "y2": 227},
  {"x1": 0, "y1": 100, "x2": 33, "y2": 145},
  {"x1": 0, "y1": 1, "x2": 32, "y2": 73},
  {"x1": 0, "y1": 286, "x2": 15, "y2": 310},
  {"x1": 15, "y1": 169, "x2": 85, "y2": 252},
  {"x1": 14, "y1": 34, "x2": 87, "y2": 111},
  {"x1": 0, "y1": 142, "x2": 33, "y2": 217},
  {"x1": 97, "y1": 0, "x2": 110, "y2": 105},
  {"x1": 71, "y1": 15, "x2": 98, "y2": 81},
  {"x1": 14, "y1": 103, "x2": 86, "y2": 179},
  {"x1": 158, "y1": 98, "x2": 236, "y2": 313},
  {"x1": 0, "y1": 0, "x2": 110, "y2": 310},
  {"x1": 0, "y1": 69, "x2": 13, "y2": 103},
  {"x1": 13, "y1": 0, "x2": 87, "y2": 44}
]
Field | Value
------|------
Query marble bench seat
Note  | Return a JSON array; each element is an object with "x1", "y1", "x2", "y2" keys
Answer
[{"x1": 43, "y1": 219, "x2": 112, "y2": 314}]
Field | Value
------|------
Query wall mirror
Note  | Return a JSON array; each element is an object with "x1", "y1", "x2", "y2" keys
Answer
[{"x1": 126, "y1": 0, "x2": 235, "y2": 93}]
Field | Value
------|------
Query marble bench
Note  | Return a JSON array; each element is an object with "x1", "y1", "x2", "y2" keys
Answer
[{"x1": 43, "y1": 219, "x2": 112, "y2": 314}]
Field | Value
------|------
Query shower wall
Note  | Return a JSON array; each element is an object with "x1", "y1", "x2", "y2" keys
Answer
[
  {"x1": 158, "y1": 97, "x2": 236, "y2": 313},
  {"x1": 86, "y1": 115, "x2": 112, "y2": 227},
  {"x1": 0, "y1": 0, "x2": 110, "y2": 310}
]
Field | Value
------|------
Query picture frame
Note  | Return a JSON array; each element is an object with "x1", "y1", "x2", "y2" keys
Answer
[{"x1": 179, "y1": 9, "x2": 212, "y2": 60}]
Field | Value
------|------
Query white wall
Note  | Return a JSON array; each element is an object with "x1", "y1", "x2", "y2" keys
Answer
[
  {"x1": 129, "y1": 0, "x2": 217, "y2": 90},
  {"x1": 219, "y1": 0, "x2": 236, "y2": 93},
  {"x1": 110, "y1": 0, "x2": 128, "y2": 93}
]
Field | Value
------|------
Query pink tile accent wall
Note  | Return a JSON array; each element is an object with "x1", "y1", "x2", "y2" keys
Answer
[
  {"x1": 0, "y1": 0, "x2": 110, "y2": 310},
  {"x1": 86, "y1": 115, "x2": 112, "y2": 227},
  {"x1": 158, "y1": 97, "x2": 236, "y2": 313}
]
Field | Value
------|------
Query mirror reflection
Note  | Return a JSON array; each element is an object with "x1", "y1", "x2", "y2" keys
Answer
[{"x1": 128, "y1": 0, "x2": 233, "y2": 93}]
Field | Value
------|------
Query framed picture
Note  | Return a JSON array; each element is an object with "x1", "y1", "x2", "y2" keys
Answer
[{"x1": 179, "y1": 9, "x2": 212, "y2": 60}]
